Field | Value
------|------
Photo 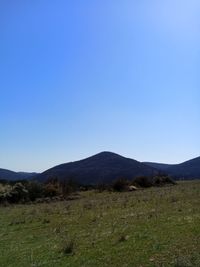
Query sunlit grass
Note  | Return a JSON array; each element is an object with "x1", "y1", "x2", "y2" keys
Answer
[{"x1": 0, "y1": 180, "x2": 199, "y2": 267}]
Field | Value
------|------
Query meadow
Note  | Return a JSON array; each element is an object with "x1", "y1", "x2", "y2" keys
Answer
[{"x1": 0, "y1": 180, "x2": 199, "y2": 267}]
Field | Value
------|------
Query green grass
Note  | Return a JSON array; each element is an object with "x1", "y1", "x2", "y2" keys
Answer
[{"x1": 0, "y1": 181, "x2": 199, "y2": 267}]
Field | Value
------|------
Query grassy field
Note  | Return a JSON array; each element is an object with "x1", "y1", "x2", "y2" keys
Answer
[{"x1": 0, "y1": 180, "x2": 199, "y2": 267}]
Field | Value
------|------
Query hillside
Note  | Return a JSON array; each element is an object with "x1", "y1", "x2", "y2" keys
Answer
[
  {"x1": 144, "y1": 156, "x2": 200, "y2": 179},
  {"x1": 0, "y1": 168, "x2": 37, "y2": 181},
  {"x1": 2, "y1": 154, "x2": 199, "y2": 182},
  {"x1": 35, "y1": 152, "x2": 158, "y2": 184},
  {"x1": 143, "y1": 162, "x2": 173, "y2": 172}
]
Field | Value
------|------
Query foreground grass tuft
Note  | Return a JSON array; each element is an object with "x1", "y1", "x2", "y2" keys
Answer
[{"x1": 61, "y1": 239, "x2": 75, "y2": 255}]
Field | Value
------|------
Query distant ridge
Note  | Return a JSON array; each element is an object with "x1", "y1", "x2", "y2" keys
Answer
[
  {"x1": 144, "y1": 156, "x2": 200, "y2": 180},
  {"x1": 0, "y1": 168, "x2": 38, "y2": 181},
  {"x1": 35, "y1": 152, "x2": 158, "y2": 184}
]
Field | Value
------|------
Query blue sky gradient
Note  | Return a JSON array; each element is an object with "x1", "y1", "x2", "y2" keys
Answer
[{"x1": 1, "y1": 0, "x2": 199, "y2": 171}]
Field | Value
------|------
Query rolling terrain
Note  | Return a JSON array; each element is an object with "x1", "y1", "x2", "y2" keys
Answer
[
  {"x1": 144, "y1": 156, "x2": 200, "y2": 180},
  {"x1": 1, "y1": 153, "x2": 200, "y2": 182},
  {"x1": 0, "y1": 168, "x2": 37, "y2": 181},
  {"x1": 35, "y1": 152, "x2": 158, "y2": 184}
]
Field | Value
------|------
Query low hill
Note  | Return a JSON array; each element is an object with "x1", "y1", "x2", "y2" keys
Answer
[
  {"x1": 0, "y1": 168, "x2": 38, "y2": 181},
  {"x1": 144, "y1": 156, "x2": 200, "y2": 180},
  {"x1": 35, "y1": 152, "x2": 158, "y2": 184},
  {"x1": 143, "y1": 162, "x2": 173, "y2": 172}
]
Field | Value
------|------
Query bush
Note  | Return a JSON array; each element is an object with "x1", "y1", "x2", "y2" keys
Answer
[
  {"x1": 112, "y1": 178, "x2": 129, "y2": 192},
  {"x1": 171, "y1": 255, "x2": 200, "y2": 267},
  {"x1": 1, "y1": 183, "x2": 29, "y2": 203},
  {"x1": 133, "y1": 175, "x2": 176, "y2": 188},
  {"x1": 26, "y1": 181, "x2": 44, "y2": 201},
  {"x1": 0, "y1": 178, "x2": 79, "y2": 204},
  {"x1": 153, "y1": 176, "x2": 176, "y2": 186},
  {"x1": 44, "y1": 183, "x2": 60, "y2": 197},
  {"x1": 60, "y1": 179, "x2": 79, "y2": 197},
  {"x1": 134, "y1": 176, "x2": 152, "y2": 187},
  {"x1": 0, "y1": 184, "x2": 11, "y2": 203}
]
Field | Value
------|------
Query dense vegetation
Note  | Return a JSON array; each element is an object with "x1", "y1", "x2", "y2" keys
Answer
[
  {"x1": 0, "y1": 175, "x2": 175, "y2": 204},
  {"x1": 0, "y1": 180, "x2": 199, "y2": 267},
  {"x1": 0, "y1": 179, "x2": 79, "y2": 204}
]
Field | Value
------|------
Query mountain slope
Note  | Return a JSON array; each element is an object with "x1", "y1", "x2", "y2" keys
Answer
[
  {"x1": 144, "y1": 156, "x2": 200, "y2": 179},
  {"x1": 35, "y1": 152, "x2": 158, "y2": 184},
  {"x1": 0, "y1": 168, "x2": 38, "y2": 181},
  {"x1": 143, "y1": 162, "x2": 173, "y2": 172}
]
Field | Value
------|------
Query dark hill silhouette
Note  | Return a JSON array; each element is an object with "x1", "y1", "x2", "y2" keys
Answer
[
  {"x1": 0, "y1": 168, "x2": 38, "y2": 181},
  {"x1": 2, "y1": 153, "x2": 199, "y2": 182},
  {"x1": 143, "y1": 162, "x2": 172, "y2": 171},
  {"x1": 35, "y1": 152, "x2": 158, "y2": 184},
  {"x1": 144, "y1": 156, "x2": 200, "y2": 180}
]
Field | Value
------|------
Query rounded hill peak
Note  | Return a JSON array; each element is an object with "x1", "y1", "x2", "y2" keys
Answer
[
  {"x1": 36, "y1": 151, "x2": 159, "y2": 184},
  {"x1": 95, "y1": 151, "x2": 121, "y2": 157},
  {"x1": 88, "y1": 151, "x2": 125, "y2": 161}
]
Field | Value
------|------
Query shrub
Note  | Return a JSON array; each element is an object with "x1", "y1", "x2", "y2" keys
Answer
[
  {"x1": 134, "y1": 176, "x2": 152, "y2": 187},
  {"x1": 0, "y1": 184, "x2": 11, "y2": 203},
  {"x1": 153, "y1": 175, "x2": 176, "y2": 186},
  {"x1": 133, "y1": 175, "x2": 176, "y2": 188},
  {"x1": 0, "y1": 177, "x2": 80, "y2": 204},
  {"x1": 112, "y1": 178, "x2": 129, "y2": 192},
  {"x1": 44, "y1": 183, "x2": 59, "y2": 197},
  {"x1": 26, "y1": 181, "x2": 44, "y2": 201},
  {"x1": 2, "y1": 183, "x2": 29, "y2": 203},
  {"x1": 60, "y1": 179, "x2": 79, "y2": 197}
]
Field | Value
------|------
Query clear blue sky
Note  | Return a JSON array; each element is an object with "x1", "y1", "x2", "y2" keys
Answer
[{"x1": 1, "y1": 0, "x2": 199, "y2": 172}]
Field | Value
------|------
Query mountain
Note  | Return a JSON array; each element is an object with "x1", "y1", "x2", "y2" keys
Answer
[
  {"x1": 2, "y1": 153, "x2": 199, "y2": 183},
  {"x1": 35, "y1": 152, "x2": 159, "y2": 184},
  {"x1": 144, "y1": 156, "x2": 200, "y2": 180},
  {"x1": 0, "y1": 168, "x2": 38, "y2": 181}
]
